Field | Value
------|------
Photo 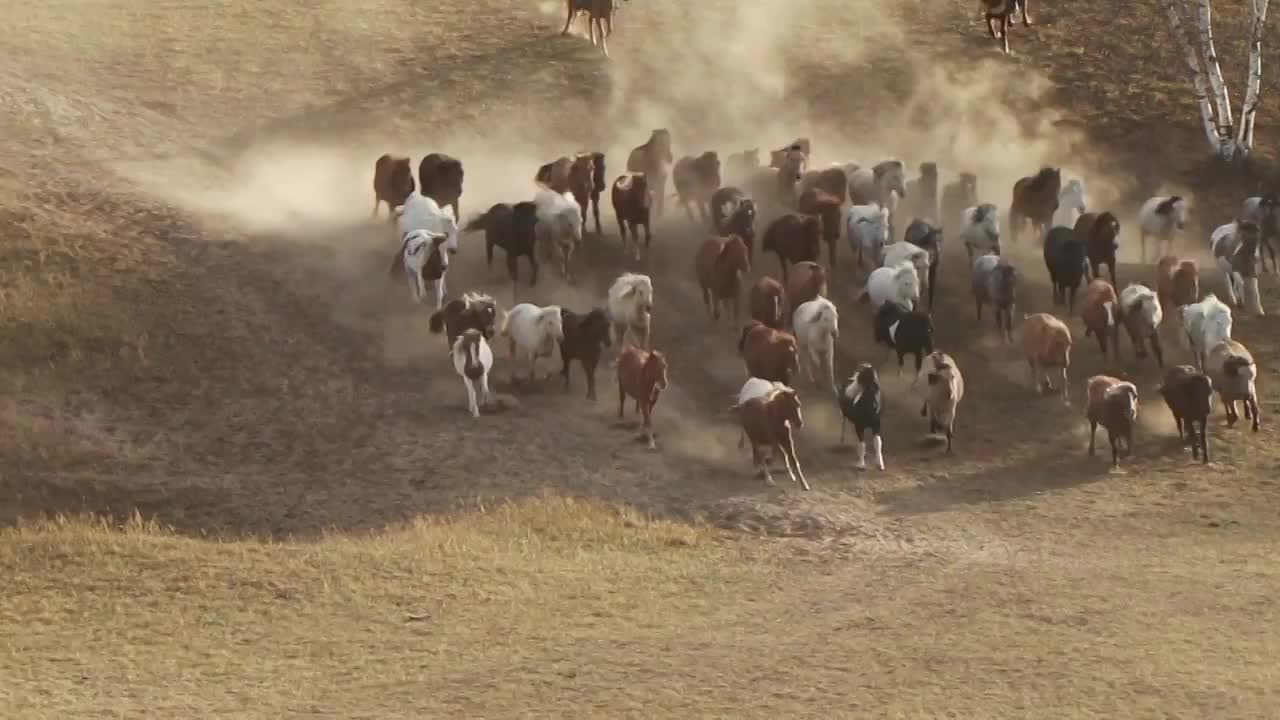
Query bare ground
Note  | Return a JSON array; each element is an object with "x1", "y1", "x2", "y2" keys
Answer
[{"x1": 2, "y1": 0, "x2": 1280, "y2": 716}]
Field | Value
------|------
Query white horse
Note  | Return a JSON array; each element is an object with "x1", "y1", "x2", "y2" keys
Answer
[
  {"x1": 452, "y1": 329, "x2": 494, "y2": 418},
  {"x1": 499, "y1": 302, "x2": 565, "y2": 383},
  {"x1": 1137, "y1": 195, "x2": 1187, "y2": 263},
  {"x1": 1051, "y1": 178, "x2": 1087, "y2": 228},
  {"x1": 1181, "y1": 293, "x2": 1233, "y2": 371},
  {"x1": 882, "y1": 240, "x2": 930, "y2": 278},
  {"x1": 847, "y1": 202, "x2": 891, "y2": 271},
  {"x1": 858, "y1": 261, "x2": 920, "y2": 310},
  {"x1": 960, "y1": 203, "x2": 1001, "y2": 261},
  {"x1": 534, "y1": 188, "x2": 585, "y2": 280},
  {"x1": 607, "y1": 272, "x2": 654, "y2": 349},
  {"x1": 792, "y1": 297, "x2": 840, "y2": 393}
]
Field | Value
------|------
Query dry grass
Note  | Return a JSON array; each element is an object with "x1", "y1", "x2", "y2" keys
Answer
[
  {"x1": 4, "y1": 496, "x2": 1280, "y2": 718},
  {"x1": 3, "y1": 0, "x2": 1280, "y2": 716}
]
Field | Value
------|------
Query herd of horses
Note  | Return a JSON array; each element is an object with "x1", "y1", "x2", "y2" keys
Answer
[{"x1": 374, "y1": 126, "x2": 1270, "y2": 487}]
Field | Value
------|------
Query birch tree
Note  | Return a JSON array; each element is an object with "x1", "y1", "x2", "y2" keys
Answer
[{"x1": 1158, "y1": 0, "x2": 1271, "y2": 161}]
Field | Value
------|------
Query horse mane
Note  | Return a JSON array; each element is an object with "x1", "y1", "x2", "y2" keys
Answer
[
  {"x1": 1028, "y1": 167, "x2": 1059, "y2": 188},
  {"x1": 1155, "y1": 196, "x2": 1183, "y2": 214},
  {"x1": 1103, "y1": 381, "x2": 1138, "y2": 398},
  {"x1": 615, "y1": 172, "x2": 645, "y2": 191},
  {"x1": 872, "y1": 159, "x2": 902, "y2": 176},
  {"x1": 461, "y1": 291, "x2": 495, "y2": 309}
]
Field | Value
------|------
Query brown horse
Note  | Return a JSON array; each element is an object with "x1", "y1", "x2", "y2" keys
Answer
[
  {"x1": 672, "y1": 151, "x2": 722, "y2": 225},
  {"x1": 418, "y1": 153, "x2": 464, "y2": 221},
  {"x1": 775, "y1": 149, "x2": 808, "y2": 209},
  {"x1": 567, "y1": 154, "x2": 599, "y2": 234},
  {"x1": 429, "y1": 292, "x2": 500, "y2": 350},
  {"x1": 611, "y1": 172, "x2": 652, "y2": 261},
  {"x1": 1010, "y1": 166, "x2": 1061, "y2": 245},
  {"x1": 797, "y1": 188, "x2": 843, "y2": 268},
  {"x1": 626, "y1": 129, "x2": 674, "y2": 218},
  {"x1": 981, "y1": 0, "x2": 1030, "y2": 55},
  {"x1": 616, "y1": 345, "x2": 669, "y2": 450},
  {"x1": 695, "y1": 235, "x2": 752, "y2": 326},
  {"x1": 1077, "y1": 211, "x2": 1122, "y2": 288},
  {"x1": 786, "y1": 261, "x2": 828, "y2": 312},
  {"x1": 372, "y1": 154, "x2": 415, "y2": 218},
  {"x1": 737, "y1": 384, "x2": 810, "y2": 490},
  {"x1": 561, "y1": 0, "x2": 619, "y2": 56},
  {"x1": 749, "y1": 276, "x2": 788, "y2": 330},
  {"x1": 762, "y1": 213, "x2": 822, "y2": 279}
]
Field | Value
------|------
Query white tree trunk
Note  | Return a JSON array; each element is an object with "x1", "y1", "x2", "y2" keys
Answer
[
  {"x1": 1163, "y1": 0, "x2": 1271, "y2": 160},
  {"x1": 1159, "y1": 0, "x2": 1221, "y2": 149},
  {"x1": 1197, "y1": 0, "x2": 1234, "y2": 139},
  {"x1": 1235, "y1": 0, "x2": 1271, "y2": 150}
]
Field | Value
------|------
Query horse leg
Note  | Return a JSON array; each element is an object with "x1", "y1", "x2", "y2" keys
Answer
[
  {"x1": 414, "y1": 269, "x2": 427, "y2": 304},
  {"x1": 618, "y1": 380, "x2": 626, "y2": 419},
  {"x1": 598, "y1": 20, "x2": 609, "y2": 57},
  {"x1": 642, "y1": 405, "x2": 656, "y2": 450},
  {"x1": 1001, "y1": 16, "x2": 1011, "y2": 53},
  {"x1": 855, "y1": 428, "x2": 867, "y2": 469},
  {"x1": 465, "y1": 378, "x2": 479, "y2": 418},
  {"x1": 585, "y1": 358, "x2": 598, "y2": 401},
  {"x1": 1022, "y1": 0, "x2": 1033, "y2": 25},
  {"x1": 592, "y1": 197, "x2": 602, "y2": 237},
  {"x1": 784, "y1": 441, "x2": 810, "y2": 490},
  {"x1": 434, "y1": 278, "x2": 445, "y2": 309},
  {"x1": 986, "y1": 15, "x2": 997, "y2": 39},
  {"x1": 753, "y1": 446, "x2": 775, "y2": 486},
  {"x1": 372, "y1": 196, "x2": 381, "y2": 218},
  {"x1": 481, "y1": 372, "x2": 493, "y2": 408},
  {"x1": 509, "y1": 340, "x2": 519, "y2": 384},
  {"x1": 588, "y1": 15, "x2": 598, "y2": 46},
  {"x1": 561, "y1": 350, "x2": 573, "y2": 392},
  {"x1": 561, "y1": 0, "x2": 574, "y2": 35}
]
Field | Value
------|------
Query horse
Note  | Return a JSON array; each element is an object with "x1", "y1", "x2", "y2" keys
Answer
[
  {"x1": 1009, "y1": 167, "x2": 1061, "y2": 245},
  {"x1": 626, "y1": 129, "x2": 674, "y2": 218}
]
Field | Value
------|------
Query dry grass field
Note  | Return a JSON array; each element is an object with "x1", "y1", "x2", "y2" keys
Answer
[{"x1": 3, "y1": 0, "x2": 1280, "y2": 716}]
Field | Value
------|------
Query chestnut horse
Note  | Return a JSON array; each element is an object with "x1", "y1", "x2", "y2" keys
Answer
[
  {"x1": 695, "y1": 234, "x2": 753, "y2": 326},
  {"x1": 1009, "y1": 166, "x2": 1060, "y2": 246}
]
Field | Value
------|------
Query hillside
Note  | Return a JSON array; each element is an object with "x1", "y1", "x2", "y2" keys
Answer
[{"x1": 2, "y1": 0, "x2": 1280, "y2": 716}]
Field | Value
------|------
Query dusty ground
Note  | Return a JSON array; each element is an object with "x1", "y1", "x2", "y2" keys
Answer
[{"x1": 2, "y1": 0, "x2": 1280, "y2": 716}]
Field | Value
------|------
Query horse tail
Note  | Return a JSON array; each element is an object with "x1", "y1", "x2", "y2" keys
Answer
[
  {"x1": 429, "y1": 310, "x2": 446, "y2": 334},
  {"x1": 462, "y1": 208, "x2": 493, "y2": 234}
]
